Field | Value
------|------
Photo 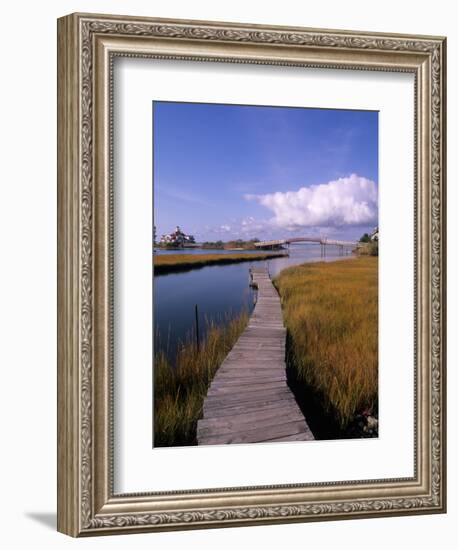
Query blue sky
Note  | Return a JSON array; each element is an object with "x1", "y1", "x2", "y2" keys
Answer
[{"x1": 153, "y1": 102, "x2": 378, "y2": 242}]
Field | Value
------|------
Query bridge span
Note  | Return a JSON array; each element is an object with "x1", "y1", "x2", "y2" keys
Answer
[{"x1": 254, "y1": 236, "x2": 358, "y2": 251}]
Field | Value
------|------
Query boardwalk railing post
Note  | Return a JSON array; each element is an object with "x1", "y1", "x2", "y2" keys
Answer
[{"x1": 195, "y1": 304, "x2": 200, "y2": 351}]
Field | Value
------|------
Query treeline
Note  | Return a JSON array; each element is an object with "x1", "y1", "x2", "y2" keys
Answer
[
  {"x1": 201, "y1": 238, "x2": 260, "y2": 250},
  {"x1": 358, "y1": 241, "x2": 378, "y2": 256},
  {"x1": 157, "y1": 241, "x2": 197, "y2": 249},
  {"x1": 359, "y1": 232, "x2": 378, "y2": 256}
]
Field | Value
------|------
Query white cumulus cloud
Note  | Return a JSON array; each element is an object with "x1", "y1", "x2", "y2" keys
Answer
[{"x1": 245, "y1": 174, "x2": 378, "y2": 229}]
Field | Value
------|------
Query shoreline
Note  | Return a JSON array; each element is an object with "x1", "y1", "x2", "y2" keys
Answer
[{"x1": 154, "y1": 251, "x2": 288, "y2": 274}]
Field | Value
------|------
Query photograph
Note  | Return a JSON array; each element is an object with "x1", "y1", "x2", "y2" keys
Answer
[{"x1": 153, "y1": 101, "x2": 379, "y2": 447}]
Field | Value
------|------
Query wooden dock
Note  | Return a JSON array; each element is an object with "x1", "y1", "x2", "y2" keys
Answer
[{"x1": 197, "y1": 267, "x2": 313, "y2": 445}]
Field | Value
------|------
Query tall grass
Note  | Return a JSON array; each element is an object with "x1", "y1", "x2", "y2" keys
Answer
[
  {"x1": 274, "y1": 257, "x2": 378, "y2": 428},
  {"x1": 357, "y1": 241, "x2": 379, "y2": 256},
  {"x1": 154, "y1": 252, "x2": 287, "y2": 274},
  {"x1": 154, "y1": 313, "x2": 249, "y2": 447}
]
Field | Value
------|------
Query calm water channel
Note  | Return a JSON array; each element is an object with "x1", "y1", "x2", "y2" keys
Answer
[{"x1": 154, "y1": 246, "x2": 352, "y2": 363}]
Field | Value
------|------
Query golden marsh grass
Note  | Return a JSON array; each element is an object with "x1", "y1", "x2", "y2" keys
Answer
[
  {"x1": 154, "y1": 252, "x2": 287, "y2": 274},
  {"x1": 154, "y1": 313, "x2": 249, "y2": 446},
  {"x1": 275, "y1": 257, "x2": 378, "y2": 428}
]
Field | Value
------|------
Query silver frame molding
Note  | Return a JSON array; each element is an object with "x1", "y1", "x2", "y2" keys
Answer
[{"x1": 57, "y1": 12, "x2": 446, "y2": 537}]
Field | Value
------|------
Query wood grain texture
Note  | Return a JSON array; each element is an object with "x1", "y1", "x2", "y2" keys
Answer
[{"x1": 197, "y1": 268, "x2": 313, "y2": 445}]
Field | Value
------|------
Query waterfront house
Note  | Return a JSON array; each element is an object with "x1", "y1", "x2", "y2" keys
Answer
[
  {"x1": 370, "y1": 227, "x2": 379, "y2": 241},
  {"x1": 160, "y1": 226, "x2": 196, "y2": 247}
]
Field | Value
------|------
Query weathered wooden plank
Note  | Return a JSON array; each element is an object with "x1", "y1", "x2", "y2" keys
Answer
[
  {"x1": 203, "y1": 396, "x2": 296, "y2": 417},
  {"x1": 199, "y1": 420, "x2": 311, "y2": 445},
  {"x1": 203, "y1": 395, "x2": 299, "y2": 416},
  {"x1": 213, "y1": 368, "x2": 287, "y2": 378},
  {"x1": 212, "y1": 372, "x2": 287, "y2": 382},
  {"x1": 220, "y1": 354, "x2": 284, "y2": 361},
  {"x1": 221, "y1": 352, "x2": 284, "y2": 360},
  {"x1": 218, "y1": 359, "x2": 286, "y2": 367},
  {"x1": 207, "y1": 381, "x2": 287, "y2": 396},
  {"x1": 232, "y1": 350, "x2": 285, "y2": 356},
  {"x1": 241, "y1": 326, "x2": 285, "y2": 334},
  {"x1": 237, "y1": 339, "x2": 284, "y2": 344},
  {"x1": 211, "y1": 381, "x2": 287, "y2": 391},
  {"x1": 205, "y1": 382, "x2": 288, "y2": 396},
  {"x1": 200, "y1": 399, "x2": 300, "y2": 419},
  {"x1": 210, "y1": 374, "x2": 287, "y2": 385},
  {"x1": 203, "y1": 388, "x2": 292, "y2": 408},
  {"x1": 218, "y1": 359, "x2": 285, "y2": 366},
  {"x1": 211, "y1": 377, "x2": 286, "y2": 387},
  {"x1": 198, "y1": 403, "x2": 303, "y2": 429},
  {"x1": 216, "y1": 365, "x2": 286, "y2": 373},
  {"x1": 221, "y1": 359, "x2": 285, "y2": 366},
  {"x1": 198, "y1": 409, "x2": 305, "y2": 438},
  {"x1": 213, "y1": 369, "x2": 285, "y2": 378},
  {"x1": 236, "y1": 336, "x2": 285, "y2": 342},
  {"x1": 233, "y1": 347, "x2": 285, "y2": 354}
]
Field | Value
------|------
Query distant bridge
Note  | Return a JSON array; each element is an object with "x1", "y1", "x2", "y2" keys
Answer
[{"x1": 254, "y1": 237, "x2": 359, "y2": 251}]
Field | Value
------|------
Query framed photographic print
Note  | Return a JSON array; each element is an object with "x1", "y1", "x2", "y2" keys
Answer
[{"x1": 57, "y1": 13, "x2": 446, "y2": 536}]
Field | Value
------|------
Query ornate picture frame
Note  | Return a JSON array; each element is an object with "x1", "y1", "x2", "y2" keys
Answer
[{"x1": 57, "y1": 12, "x2": 446, "y2": 536}]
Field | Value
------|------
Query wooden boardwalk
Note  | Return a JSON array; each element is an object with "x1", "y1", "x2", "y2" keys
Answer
[{"x1": 197, "y1": 267, "x2": 313, "y2": 445}]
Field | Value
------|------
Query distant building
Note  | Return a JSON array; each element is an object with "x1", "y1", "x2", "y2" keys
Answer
[
  {"x1": 370, "y1": 227, "x2": 379, "y2": 241},
  {"x1": 160, "y1": 226, "x2": 195, "y2": 247}
]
